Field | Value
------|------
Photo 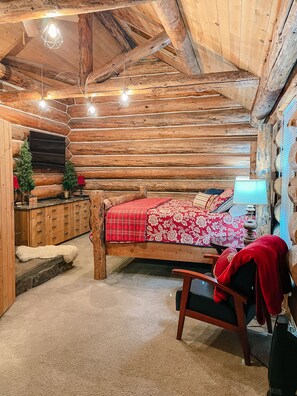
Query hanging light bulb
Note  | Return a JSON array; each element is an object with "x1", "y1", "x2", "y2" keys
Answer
[
  {"x1": 41, "y1": 20, "x2": 63, "y2": 49},
  {"x1": 39, "y1": 99, "x2": 47, "y2": 110},
  {"x1": 87, "y1": 103, "x2": 96, "y2": 116},
  {"x1": 119, "y1": 89, "x2": 130, "y2": 107}
]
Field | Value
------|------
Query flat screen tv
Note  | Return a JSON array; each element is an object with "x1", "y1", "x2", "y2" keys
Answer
[{"x1": 29, "y1": 130, "x2": 66, "y2": 171}]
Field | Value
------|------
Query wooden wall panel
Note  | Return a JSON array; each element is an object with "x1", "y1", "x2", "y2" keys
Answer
[
  {"x1": 68, "y1": 61, "x2": 256, "y2": 197},
  {"x1": 0, "y1": 119, "x2": 15, "y2": 317}
]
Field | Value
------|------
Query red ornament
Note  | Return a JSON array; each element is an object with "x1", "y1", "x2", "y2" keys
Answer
[
  {"x1": 78, "y1": 175, "x2": 85, "y2": 186},
  {"x1": 13, "y1": 175, "x2": 20, "y2": 190}
]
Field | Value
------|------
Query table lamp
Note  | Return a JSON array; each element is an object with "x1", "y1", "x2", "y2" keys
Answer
[{"x1": 233, "y1": 179, "x2": 268, "y2": 245}]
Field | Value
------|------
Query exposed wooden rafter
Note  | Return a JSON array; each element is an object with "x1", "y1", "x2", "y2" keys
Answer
[
  {"x1": 251, "y1": 0, "x2": 297, "y2": 121},
  {"x1": 0, "y1": 0, "x2": 154, "y2": 23},
  {"x1": 86, "y1": 31, "x2": 170, "y2": 84},
  {"x1": 0, "y1": 69, "x2": 258, "y2": 102},
  {"x1": 2, "y1": 56, "x2": 78, "y2": 86},
  {"x1": 0, "y1": 63, "x2": 41, "y2": 90},
  {"x1": 153, "y1": 0, "x2": 201, "y2": 75},
  {"x1": 78, "y1": 14, "x2": 93, "y2": 87},
  {"x1": 96, "y1": 11, "x2": 136, "y2": 52}
]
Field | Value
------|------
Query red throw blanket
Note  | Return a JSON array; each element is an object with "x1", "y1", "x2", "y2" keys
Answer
[
  {"x1": 214, "y1": 235, "x2": 292, "y2": 325},
  {"x1": 106, "y1": 198, "x2": 171, "y2": 243}
]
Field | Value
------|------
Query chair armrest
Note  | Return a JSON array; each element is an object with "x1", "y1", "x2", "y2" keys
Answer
[{"x1": 172, "y1": 269, "x2": 247, "y2": 303}]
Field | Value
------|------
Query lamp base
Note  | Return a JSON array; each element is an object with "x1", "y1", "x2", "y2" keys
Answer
[{"x1": 243, "y1": 205, "x2": 257, "y2": 245}]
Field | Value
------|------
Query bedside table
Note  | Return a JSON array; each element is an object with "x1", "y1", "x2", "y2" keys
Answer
[{"x1": 210, "y1": 235, "x2": 245, "y2": 254}]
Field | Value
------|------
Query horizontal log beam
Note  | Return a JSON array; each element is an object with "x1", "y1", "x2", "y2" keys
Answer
[
  {"x1": 0, "y1": 104, "x2": 70, "y2": 135},
  {"x1": 73, "y1": 87, "x2": 218, "y2": 104},
  {"x1": 0, "y1": 0, "x2": 153, "y2": 23},
  {"x1": 33, "y1": 173, "x2": 63, "y2": 186},
  {"x1": 6, "y1": 100, "x2": 70, "y2": 124},
  {"x1": 68, "y1": 95, "x2": 241, "y2": 118},
  {"x1": 85, "y1": 179, "x2": 234, "y2": 192},
  {"x1": 69, "y1": 108, "x2": 250, "y2": 129},
  {"x1": 74, "y1": 167, "x2": 250, "y2": 180},
  {"x1": 69, "y1": 140, "x2": 251, "y2": 155},
  {"x1": 3, "y1": 56, "x2": 78, "y2": 86},
  {"x1": 0, "y1": 63, "x2": 40, "y2": 90},
  {"x1": 32, "y1": 185, "x2": 63, "y2": 199},
  {"x1": 251, "y1": 1, "x2": 297, "y2": 120},
  {"x1": 71, "y1": 154, "x2": 250, "y2": 168},
  {"x1": 69, "y1": 124, "x2": 257, "y2": 142},
  {"x1": 0, "y1": 70, "x2": 258, "y2": 102}
]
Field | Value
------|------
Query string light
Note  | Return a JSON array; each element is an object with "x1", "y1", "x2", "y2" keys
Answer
[
  {"x1": 119, "y1": 89, "x2": 130, "y2": 107},
  {"x1": 87, "y1": 102, "x2": 96, "y2": 116},
  {"x1": 41, "y1": 20, "x2": 63, "y2": 49},
  {"x1": 39, "y1": 66, "x2": 47, "y2": 111},
  {"x1": 119, "y1": 54, "x2": 130, "y2": 107}
]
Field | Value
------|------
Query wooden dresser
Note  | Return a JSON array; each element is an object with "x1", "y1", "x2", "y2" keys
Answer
[{"x1": 15, "y1": 197, "x2": 90, "y2": 247}]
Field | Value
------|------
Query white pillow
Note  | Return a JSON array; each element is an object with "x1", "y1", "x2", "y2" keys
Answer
[{"x1": 229, "y1": 204, "x2": 247, "y2": 217}]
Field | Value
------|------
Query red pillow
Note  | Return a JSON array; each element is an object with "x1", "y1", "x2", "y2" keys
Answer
[
  {"x1": 213, "y1": 247, "x2": 237, "y2": 278},
  {"x1": 209, "y1": 189, "x2": 234, "y2": 212}
]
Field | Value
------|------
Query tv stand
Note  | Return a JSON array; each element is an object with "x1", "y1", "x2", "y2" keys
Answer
[{"x1": 15, "y1": 197, "x2": 90, "y2": 247}]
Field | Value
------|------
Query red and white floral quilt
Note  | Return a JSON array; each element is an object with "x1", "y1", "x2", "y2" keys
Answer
[{"x1": 146, "y1": 199, "x2": 246, "y2": 246}]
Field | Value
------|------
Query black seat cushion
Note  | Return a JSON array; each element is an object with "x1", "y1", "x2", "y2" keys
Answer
[{"x1": 176, "y1": 276, "x2": 256, "y2": 325}]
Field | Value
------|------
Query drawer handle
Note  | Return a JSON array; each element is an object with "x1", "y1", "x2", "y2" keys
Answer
[
  {"x1": 64, "y1": 232, "x2": 69, "y2": 235},
  {"x1": 37, "y1": 230, "x2": 42, "y2": 234},
  {"x1": 36, "y1": 211, "x2": 42, "y2": 215},
  {"x1": 37, "y1": 221, "x2": 43, "y2": 225},
  {"x1": 52, "y1": 217, "x2": 57, "y2": 220},
  {"x1": 65, "y1": 221, "x2": 69, "y2": 225},
  {"x1": 52, "y1": 225, "x2": 57, "y2": 229},
  {"x1": 52, "y1": 237, "x2": 57, "y2": 240}
]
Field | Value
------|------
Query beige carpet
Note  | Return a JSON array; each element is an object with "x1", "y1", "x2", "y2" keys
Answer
[{"x1": 0, "y1": 234, "x2": 271, "y2": 396}]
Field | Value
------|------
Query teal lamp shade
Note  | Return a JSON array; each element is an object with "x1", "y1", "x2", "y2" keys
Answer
[{"x1": 233, "y1": 179, "x2": 268, "y2": 205}]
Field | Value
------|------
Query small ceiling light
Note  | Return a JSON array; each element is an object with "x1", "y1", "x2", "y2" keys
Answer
[
  {"x1": 41, "y1": 21, "x2": 63, "y2": 49},
  {"x1": 87, "y1": 103, "x2": 96, "y2": 116},
  {"x1": 119, "y1": 89, "x2": 130, "y2": 107},
  {"x1": 39, "y1": 99, "x2": 47, "y2": 110}
]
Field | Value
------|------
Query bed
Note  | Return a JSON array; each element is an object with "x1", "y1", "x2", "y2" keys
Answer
[{"x1": 90, "y1": 186, "x2": 246, "y2": 280}]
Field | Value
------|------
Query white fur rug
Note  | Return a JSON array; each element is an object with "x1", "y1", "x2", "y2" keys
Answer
[{"x1": 16, "y1": 245, "x2": 79, "y2": 263}]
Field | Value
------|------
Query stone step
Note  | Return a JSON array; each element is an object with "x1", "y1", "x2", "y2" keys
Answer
[{"x1": 16, "y1": 256, "x2": 73, "y2": 296}]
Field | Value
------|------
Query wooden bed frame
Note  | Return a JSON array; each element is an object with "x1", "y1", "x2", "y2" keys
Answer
[{"x1": 90, "y1": 186, "x2": 217, "y2": 280}]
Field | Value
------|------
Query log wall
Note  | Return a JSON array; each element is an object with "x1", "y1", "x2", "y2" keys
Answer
[{"x1": 68, "y1": 60, "x2": 257, "y2": 198}]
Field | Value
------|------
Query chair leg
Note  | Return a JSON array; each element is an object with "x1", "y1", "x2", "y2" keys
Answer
[
  {"x1": 176, "y1": 277, "x2": 191, "y2": 340},
  {"x1": 263, "y1": 306, "x2": 272, "y2": 334},
  {"x1": 234, "y1": 299, "x2": 251, "y2": 365},
  {"x1": 238, "y1": 328, "x2": 251, "y2": 366},
  {"x1": 177, "y1": 310, "x2": 185, "y2": 340}
]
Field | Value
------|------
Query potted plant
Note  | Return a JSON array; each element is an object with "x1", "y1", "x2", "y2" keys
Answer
[
  {"x1": 15, "y1": 140, "x2": 35, "y2": 204},
  {"x1": 63, "y1": 160, "x2": 77, "y2": 198}
]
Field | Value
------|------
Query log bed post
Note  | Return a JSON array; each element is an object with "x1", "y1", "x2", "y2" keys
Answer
[{"x1": 91, "y1": 190, "x2": 106, "y2": 280}]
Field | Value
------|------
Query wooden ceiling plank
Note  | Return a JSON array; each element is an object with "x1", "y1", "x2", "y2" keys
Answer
[
  {"x1": 86, "y1": 31, "x2": 171, "y2": 84},
  {"x1": 96, "y1": 11, "x2": 136, "y2": 51},
  {"x1": 2, "y1": 56, "x2": 78, "y2": 85},
  {"x1": 153, "y1": 0, "x2": 201, "y2": 75},
  {"x1": 78, "y1": 14, "x2": 93, "y2": 87},
  {"x1": 251, "y1": 0, "x2": 297, "y2": 120},
  {"x1": 0, "y1": 0, "x2": 154, "y2": 23},
  {"x1": 0, "y1": 69, "x2": 258, "y2": 102}
]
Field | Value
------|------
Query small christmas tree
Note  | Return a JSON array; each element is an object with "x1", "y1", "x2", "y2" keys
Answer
[
  {"x1": 63, "y1": 160, "x2": 77, "y2": 195},
  {"x1": 15, "y1": 139, "x2": 35, "y2": 202}
]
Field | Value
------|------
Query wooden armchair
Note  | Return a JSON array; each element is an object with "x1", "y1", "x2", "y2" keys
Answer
[{"x1": 173, "y1": 254, "x2": 272, "y2": 366}]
